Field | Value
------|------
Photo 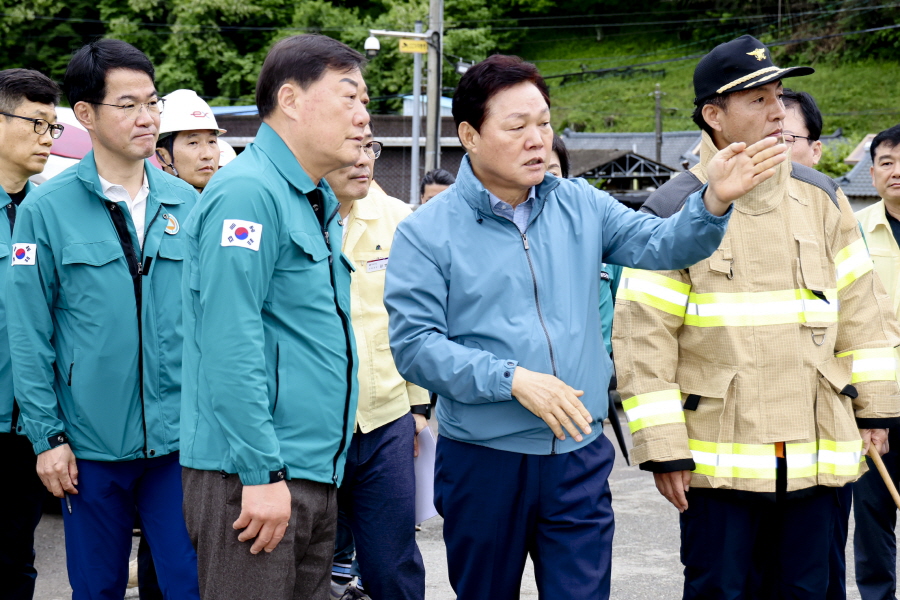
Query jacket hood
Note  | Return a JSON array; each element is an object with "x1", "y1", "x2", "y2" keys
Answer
[{"x1": 455, "y1": 154, "x2": 562, "y2": 223}]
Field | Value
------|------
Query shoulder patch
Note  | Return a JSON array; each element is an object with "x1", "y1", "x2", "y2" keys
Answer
[
  {"x1": 11, "y1": 243, "x2": 36, "y2": 265},
  {"x1": 790, "y1": 163, "x2": 839, "y2": 210},
  {"x1": 641, "y1": 171, "x2": 704, "y2": 217},
  {"x1": 221, "y1": 220, "x2": 262, "y2": 251}
]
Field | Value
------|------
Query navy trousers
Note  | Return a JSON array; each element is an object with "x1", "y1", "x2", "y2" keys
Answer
[
  {"x1": 0, "y1": 432, "x2": 45, "y2": 600},
  {"x1": 435, "y1": 433, "x2": 616, "y2": 600},
  {"x1": 680, "y1": 487, "x2": 841, "y2": 600},
  {"x1": 337, "y1": 413, "x2": 425, "y2": 600},
  {"x1": 854, "y1": 427, "x2": 900, "y2": 600},
  {"x1": 61, "y1": 452, "x2": 199, "y2": 600},
  {"x1": 827, "y1": 485, "x2": 853, "y2": 600}
]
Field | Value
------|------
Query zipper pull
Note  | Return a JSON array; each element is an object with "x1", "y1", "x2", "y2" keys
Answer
[
  {"x1": 324, "y1": 230, "x2": 330, "y2": 248},
  {"x1": 137, "y1": 262, "x2": 143, "y2": 276},
  {"x1": 521, "y1": 232, "x2": 529, "y2": 250}
]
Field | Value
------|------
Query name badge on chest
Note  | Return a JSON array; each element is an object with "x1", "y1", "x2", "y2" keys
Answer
[{"x1": 366, "y1": 257, "x2": 388, "y2": 273}]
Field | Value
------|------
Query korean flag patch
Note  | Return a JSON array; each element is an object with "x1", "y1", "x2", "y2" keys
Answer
[
  {"x1": 11, "y1": 243, "x2": 36, "y2": 266},
  {"x1": 221, "y1": 220, "x2": 262, "y2": 251}
]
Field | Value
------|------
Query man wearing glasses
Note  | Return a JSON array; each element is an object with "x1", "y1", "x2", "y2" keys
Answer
[
  {"x1": 0, "y1": 67, "x2": 62, "y2": 600},
  {"x1": 7, "y1": 39, "x2": 200, "y2": 599},
  {"x1": 324, "y1": 126, "x2": 428, "y2": 600}
]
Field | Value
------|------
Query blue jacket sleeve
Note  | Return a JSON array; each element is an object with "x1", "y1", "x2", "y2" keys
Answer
[
  {"x1": 193, "y1": 183, "x2": 283, "y2": 485},
  {"x1": 598, "y1": 184, "x2": 730, "y2": 270},
  {"x1": 385, "y1": 223, "x2": 517, "y2": 405},
  {"x1": 7, "y1": 201, "x2": 64, "y2": 454}
]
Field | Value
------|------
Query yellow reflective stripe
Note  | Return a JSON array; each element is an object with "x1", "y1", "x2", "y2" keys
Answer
[
  {"x1": 623, "y1": 389, "x2": 685, "y2": 433},
  {"x1": 618, "y1": 269, "x2": 690, "y2": 318},
  {"x1": 835, "y1": 238, "x2": 874, "y2": 291},
  {"x1": 835, "y1": 348, "x2": 897, "y2": 383},
  {"x1": 684, "y1": 288, "x2": 838, "y2": 328},
  {"x1": 688, "y1": 439, "x2": 857, "y2": 479},
  {"x1": 627, "y1": 412, "x2": 685, "y2": 434}
]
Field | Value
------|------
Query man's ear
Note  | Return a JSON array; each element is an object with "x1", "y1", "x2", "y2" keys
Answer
[
  {"x1": 701, "y1": 104, "x2": 725, "y2": 133},
  {"x1": 811, "y1": 140, "x2": 823, "y2": 166},
  {"x1": 458, "y1": 121, "x2": 480, "y2": 154},
  {"x1": 277, "y1": 82, "x2": 301, "y2": 121},
  {"x1": 73, "y1": 101, "x2": 95, "y2": 132}
]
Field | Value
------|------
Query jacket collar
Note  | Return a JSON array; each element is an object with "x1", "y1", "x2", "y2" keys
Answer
[
  {"x1": 252, "y1": 122, "x2": 318, "y2": 196},
  {"x1": 76, "y1": 151, "x2": 184, "y2": 206},
  {"x1": 350, "y1": 189, "x2": 384, "y2": 221},
  {"x1": 456, "y1": 154, "x2": 560, "y2": 223},
  {"x1": 863, "y1": 199, "x2": 892, "y2": 234},
  {"x1": 696, "y1": 131, "x2": 790, "y2": 216},
  {"x1": 0, "y1": 180, "x2": 34, "y2": 204}
]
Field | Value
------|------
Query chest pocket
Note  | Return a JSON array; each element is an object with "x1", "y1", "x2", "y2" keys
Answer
[
  {"x1": 59, "y1": 240, "x2": 126, "y2": 308},
  {"x1": 289, "y1": 230, "x2": 329, "y2": 265},
  {"x1": 794, "y1": 234, "x2": 831, "y2": 292},
  {"x1": 157, "y1": 238, "x2": 183, "y2": 261},
  {"x1": 0, "y1": 245, "x2": 10, "y2": 262}
]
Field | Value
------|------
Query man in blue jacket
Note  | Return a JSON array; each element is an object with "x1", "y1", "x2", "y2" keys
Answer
[
  {"x1": 384, "y1": 54, "x2": 787, "y2": 599},
  {"x1": 0, "y1": 68, "x2": 62, "y2": 600},
  {"x1": 7, "y1": 40, "x2": 200, "y2": 599},
  {"x1": 179, "y1": 34, "x2": 368, "y2": 600}
]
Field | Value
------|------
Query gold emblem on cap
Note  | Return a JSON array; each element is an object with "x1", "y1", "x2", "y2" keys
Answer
[{"x1": 747, "y1": 48, "x2": 767, "y2": 61}]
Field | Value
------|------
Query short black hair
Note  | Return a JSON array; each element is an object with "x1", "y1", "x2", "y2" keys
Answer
[
  {"x1": 692, "y1": 94, "x2": 730, "y2": 138},
  {"x1": 551, "y1": 134, "x2": 570, "y2": 178},
  {"x1": 256, "y1": 34, "x2": 366, "y2": 120},
  {"x1": 420, "y1": 169, "x2": 456, "y2": 196},
  {"x1": 871, "y1": 124, "x2": 900, "y2": 163},
  {"x1": 63, "y1": 39, "x2": 155, "y2": 107},
  {"x1": 0, "y1": 69, "x2": 61, "y2": 114},
  {"x1": 452, "y1": 55, "x2": 550, "y2": 134},
  {"x1": 781, "y1": 89, "x2": 822, "y2": 141}
]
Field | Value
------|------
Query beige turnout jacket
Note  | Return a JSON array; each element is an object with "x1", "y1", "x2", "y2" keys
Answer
[{"x1": 612, "y1": 133, "x2": 900, "y2": 493}]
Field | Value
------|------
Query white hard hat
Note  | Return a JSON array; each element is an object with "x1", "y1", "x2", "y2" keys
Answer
[
  {"x1": 218, "y1": 138, "x2": 237, "y2": 167},
  {"x1": 158, "y1": 89, "x2": 226, "y2": 140}
]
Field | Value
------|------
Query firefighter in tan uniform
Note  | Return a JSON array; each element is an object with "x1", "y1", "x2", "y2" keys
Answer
[{"x1": 613, "y1": 35, "x2": 900, "y2": 599}]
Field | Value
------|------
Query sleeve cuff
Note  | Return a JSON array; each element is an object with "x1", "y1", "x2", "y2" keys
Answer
[
  {"x1": 498, "y1": 359, "x2": 518, "y2": 401},
  {"x1": 639, "y1": 458, "x2": 696, "y2": 473},
  {"x1": 238, "y1": 466, "x2": 287, "y2": 486},
  {"x1": 856, "y1": 417, "x2": 900, "y2": 429},
  {"x1": 690, "y1": 184, "x2": 733, "y2": 225}
]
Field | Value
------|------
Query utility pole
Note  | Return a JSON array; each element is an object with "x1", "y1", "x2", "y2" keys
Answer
[
  {"x1": 425, "y1": 0, "x2": 443, "y2": 172},
  {"x1": 652, "y1": 83, "x2": 663, "y2": 163},
  {"x1": 410, "y1": 20, "x2": 423, "y2": 204}
]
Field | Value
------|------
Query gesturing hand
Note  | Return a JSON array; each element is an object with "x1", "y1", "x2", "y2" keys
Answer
[
  {"x1": 511, "y1": 366, "x2": 593, "y2": 442},
  {"x1": 703, "y1": 136, "x2": 789, "y2": 215},
  {"x1": 234, "y1": 480, "x2": 292, "y2": 554}
]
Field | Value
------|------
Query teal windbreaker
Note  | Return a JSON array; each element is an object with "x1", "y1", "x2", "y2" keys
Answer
[
  {"x1": 0, "y1": 181, "x2": 33, "y2": 433},
  {"x1": 179, "y1": 124, "x2": 358, "y2": 487},
  {"x1": 7, "y1": 154, "x2": 198, "y2": 459}
]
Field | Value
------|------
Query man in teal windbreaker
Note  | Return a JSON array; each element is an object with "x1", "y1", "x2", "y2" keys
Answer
[
  {"x1": 7, "y1": 40, "x2": 200, "y2": 599},
  {"x1": 0, "y1": 67, "x2": 63, "y2": 600},
  {"x1": 384, "y1": 54, "x2": 788, "y2": 600},
  {"x1": 179, "y1": 34, "x2": 367, "y2": 600}
]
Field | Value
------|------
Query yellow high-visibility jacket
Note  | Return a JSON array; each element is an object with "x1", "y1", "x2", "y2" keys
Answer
[
  {"x1": 856, "y1": 200, "x2": 900, "y2": 385},
  {"x1": 612, "y1": 133, "x2": 900, "y2": 494},
  {"x1": 342, "y1": 187, "x2": 429, "y2": 433}
]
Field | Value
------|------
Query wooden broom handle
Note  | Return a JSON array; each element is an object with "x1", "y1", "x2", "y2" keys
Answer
[{"x1": 867, "y1": 445, "x2": 900, "y2": 511}]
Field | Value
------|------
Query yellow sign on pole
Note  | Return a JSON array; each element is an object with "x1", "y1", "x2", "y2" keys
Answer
[{"x1": 399, "y1": 39, "x2": 428, "y2": 54}]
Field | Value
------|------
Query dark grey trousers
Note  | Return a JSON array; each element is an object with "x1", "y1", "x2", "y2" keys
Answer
[{"x1": 182, "y1": 467, "x2": 337, "y2": 600}]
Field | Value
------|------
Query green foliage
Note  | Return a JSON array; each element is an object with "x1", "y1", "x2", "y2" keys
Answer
[{"x1": 817, "y1": 137, "x2": 856, "y2": 179}]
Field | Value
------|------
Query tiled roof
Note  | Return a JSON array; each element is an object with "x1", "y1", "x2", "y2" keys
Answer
[
  {"x1": 836, "y1": 154, "x2": 879, "y2": 200},
  {"x1": 560, "y1": 129, "x2": 702, "y2": 171}
]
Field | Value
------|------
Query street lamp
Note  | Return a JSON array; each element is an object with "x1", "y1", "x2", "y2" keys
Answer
[{"x1": 366, "y1": 25, "x2": 433, "y2": 205}]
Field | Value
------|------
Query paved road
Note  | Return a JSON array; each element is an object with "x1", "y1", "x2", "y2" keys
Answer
[{"x1": 32, "y1": 418, "x2": 880, "y2": 599}]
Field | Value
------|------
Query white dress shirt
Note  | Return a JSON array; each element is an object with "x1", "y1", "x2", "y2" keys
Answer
[{"x1": 99, "y1": 170, "x2": 150, "y2": 248}]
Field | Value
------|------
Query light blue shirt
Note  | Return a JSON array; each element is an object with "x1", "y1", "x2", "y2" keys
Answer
[{"x1": 489, "y1": 187, "x2": 536, "y2": 234}]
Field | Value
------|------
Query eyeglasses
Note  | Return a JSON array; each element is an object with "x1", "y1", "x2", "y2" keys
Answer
[
  {"x1": 363, "y1": 140, "x2": 383, "y2": 160},
  {"x1": 783, "y1": 133, "x2": 814, "y2": 145},
  {"x1": 0, "y1": 112, "x2": 65, "y2": 139},
  {"x1": 87, "y1": 98, "x2": 164, "y2": 120}
]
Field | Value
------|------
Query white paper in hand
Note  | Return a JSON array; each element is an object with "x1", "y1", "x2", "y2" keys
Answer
[{"x1": 415, "y1": 426, "x2": 439, "y2": 524}]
